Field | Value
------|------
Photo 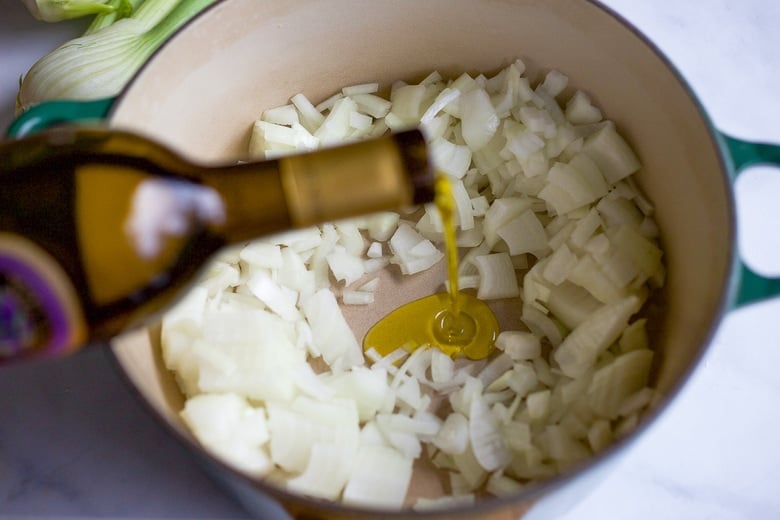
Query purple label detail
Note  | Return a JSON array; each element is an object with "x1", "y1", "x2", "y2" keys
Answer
[
  {"x1": 0, "y1": 286, "x2": 37, "y2": 356},
  {"x1": 0, "y1": 253, "x2": 71, "y2": 359}
]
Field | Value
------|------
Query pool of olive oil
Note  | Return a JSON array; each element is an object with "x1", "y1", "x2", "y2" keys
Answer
[{"x1": 363, "y1": 175, "x2": 498, "y2": 360}]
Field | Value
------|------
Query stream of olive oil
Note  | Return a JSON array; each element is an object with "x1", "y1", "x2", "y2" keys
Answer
[{"x1": 363, "y1": 176, "x2": 498, "y2": 360}]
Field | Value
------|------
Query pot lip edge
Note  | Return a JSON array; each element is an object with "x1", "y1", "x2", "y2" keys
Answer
[{"x1": 105, "y1": 0, "x2": 742, "y2": 516}]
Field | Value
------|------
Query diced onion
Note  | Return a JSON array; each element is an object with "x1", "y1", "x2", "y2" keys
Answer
[
  {"x1": 166, "y1": 61, "x2": 665, "y2": 509},
  {"x1": 495, "y1": 331, "x2": 541, "y2": 360},
  {"x1": 553, "y1": 295, "x2": 640, "y2": 378},
  {"x1": 469, "y1": 397, "x2": 512, "y2": 471},
  {"x1": 287, "y1": 440, "x2": 357, "y2": 499},
  {"x1": 460, "y1": 88, "x2": 500, "y2": 151},
  {"x1": 343, "y1": 444, "x2": 414, "y2": 508},
  {"x1": 474, "y1": 253, "x2": 520, "y2": 299}
]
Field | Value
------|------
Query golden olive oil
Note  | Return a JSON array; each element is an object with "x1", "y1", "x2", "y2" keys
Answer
[{"x1": 363, "y1": 175, "x2": 498, "y2": 360}]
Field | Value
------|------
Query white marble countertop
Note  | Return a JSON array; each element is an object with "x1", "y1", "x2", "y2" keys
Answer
[{"x1": 1, "y1": 0, "x2": 779, "y2": 518}]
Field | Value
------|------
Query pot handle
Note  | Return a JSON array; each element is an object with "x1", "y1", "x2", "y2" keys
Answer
[
  {"x1": 722, "y1": 133, "x2": 780, "y2": 307},
  {"x1": 5, "y1": 97, "x2": 114, "y2": 139}
]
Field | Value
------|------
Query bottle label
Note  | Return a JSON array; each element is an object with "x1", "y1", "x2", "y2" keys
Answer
[{"x1": 0, "y1": 234, "x2": 86, "y2": 363}]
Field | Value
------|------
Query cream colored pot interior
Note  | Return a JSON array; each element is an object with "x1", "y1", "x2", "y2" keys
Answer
[{"x1": 109, "y1": 0, "x2": 733, "y2": 515}]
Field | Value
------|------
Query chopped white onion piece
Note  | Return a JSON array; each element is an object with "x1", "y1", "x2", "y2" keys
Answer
[
  {"x1": 314, "y1": 92, "x2": 344, "y2": 113},
  {"x1": 540, "y1": 70, "x2": 569, "y2": 98},
  {"x1": 502, "y1": 421, "x2": 532, "y2": 451},
  {"x1": 342, "y1": 82, "x2": 380, "y2": 96},
  {"x1": 166, "y1": 61, "x2": 666, "y2": 508},
  {"x1": 409, "y1": 239, "x2": 440, "y2": 258},
  {"x1": 482, "y1": 197, "x2": 534, "y2": 247},
  {"x1": 287, "y1": 441, "x2": 357, "y2": 499},
  {"x1": 262, "y1": 104, "x2": 300, "y2": 126},
  {"x1": 342, "y1": 444, "x2": 413, "y2": 508},
  {"x1": 460, "y1": 88, "x2": 500, "y2": 151},
  {"x1": 449, "y1": 376, "x2": 484, "y2": 418},
  {"x1": 389, "y1": 222, "x2": 444, "y2": 275},
  {"x1": 292, "y1": 363, "x2": 335, "y2": 401},
  {"x1": 430, "y1": 137, "x2": 472, "y2": 179},
  {"x1": 521, "y1": 304, "x2": 563, "y2": 347},
  {"x1": 582, "y1": 124, "x2": 640, "y2": 184},
  {"x1": 565, "y1": 91, "x2": 602, "y2": 124},
  {"x1": 587, "y1": 349, "x2": 653, "y2": 419},
  {"x1": 618, "y1": 386, "x2": 656, "y2": 417},
  {"x1": 239, "y1": 241, "x2": 283, "y2": 269},
  {"x1": 517, "y1": 106, "x2": 556, "y2": 138},
  {"x1": 619, "y1": 318, "x2": 649, "y2": 353},
  {"x1": 350, "y1": 111, "x2": 373, "y2": 131},
  {"x1": 452, "y1": 443, "x2": 488, "y2": 490},
  {"x1": 476, "y1": 353, "x2": 515, "y2": 387},
  {"x1": 315, "y1": 97, "x2": 359, "y2": 144},
  {"x1": 390, "y1": 84, "x2": 428, "y2": 122},
  {"x1": 430, "y1": 349, "x2": 455, "y2": 383},
  {"x1": 358, "y1": 277, "x2": 380, "y2": 292},
  {"x1": 526, "y1": 389, "x2": 551, "y2": 421},
  {"x1": 302, "y1": 289, "x2": 363, "y2": 371},
  {"x1": 486, "y1": 471, "x2": 524, "y2": 497},
  {"x1": 246, "y1": 272, "x2": 300, "y2": 321},
  {"x1": 474, "y1": 253, "x2": 520, "y2": 299},
  {"x1": 432, "y1": 412, "x2": 469, "y2": 455},
  {"x1": 342, "y1": 291, "x2": 375, "y2": 305},
  {"x1": 506, "y1": 363, "x2": 539, "y2": 398},
  {"x1": 469, "y1": 396, "x2": 512, "y2": 471},
  {"x1": 181, "y1": 393, "x2": 272, "y2": 477},
  {"x1": 351, "y1": 93, "x2": 393, "y2": 118},
  {"x1": 421, "y1": 87, "x2": 461, "y2": 123},
  {"x1": 451, "y1": 179, "x2": 475, "y2": 231},
  {"x1": 267, "y1": 397, "x2": 359, "y2": 474},
  {"x1": 495, "y1": 331, "x2": 541, "y2": 360},
  {"x1": 553, "y1": 295, "x2": 640, "y2": 378},
  {"x1": 290, "y1": 92, "x2": 325, "y2": 133},
  {"x1": 366, "y1": 241, "x2": 383, "y2": 258},
  {"x1": 364, "y1": 256, "x2": 391, "y2": 273},
  {"x1": 496, "y1": 209, "x2": 548, "y2": 256},
  {"x1": 587, "y1": 419, "x2": 613, "y2": 453},
  {"x1": 326, "y1": 248, "x2": 365, "y2": 286}
]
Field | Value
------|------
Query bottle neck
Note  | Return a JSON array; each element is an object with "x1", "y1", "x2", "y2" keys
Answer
[
  {"x1": 194, "y1": 129, "x2": 433, "y2": 245},
  {"x1": 192, "y1": 160, "x2": 292, "y2": 243}
]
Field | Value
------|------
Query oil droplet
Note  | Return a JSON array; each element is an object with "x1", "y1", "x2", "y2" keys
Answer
[{"x1": 363, "y1": 175, "x2": 498, "y2": 360}]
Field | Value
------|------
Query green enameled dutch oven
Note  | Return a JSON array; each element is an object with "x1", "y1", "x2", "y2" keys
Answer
[{"x1": 7, "y1": 0, "x2": 780, "y2": 518}]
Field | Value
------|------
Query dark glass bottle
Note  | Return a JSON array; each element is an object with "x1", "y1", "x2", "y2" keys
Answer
[{"x1": 0, "y1": 127, "x2": 433, "y2": 363}]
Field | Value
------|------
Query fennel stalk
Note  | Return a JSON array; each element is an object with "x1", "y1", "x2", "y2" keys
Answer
[{"x1": 18, "y1": 0, "x2": 215, "y2": 111}]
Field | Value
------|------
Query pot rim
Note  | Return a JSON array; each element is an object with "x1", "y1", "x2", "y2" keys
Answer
[{"x1": 105, "y1": 0, "x2": 738, "y2": 516}]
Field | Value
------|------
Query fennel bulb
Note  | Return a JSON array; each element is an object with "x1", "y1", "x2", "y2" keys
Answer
[{"x1": 18, "y1": 0, "x2": 214, "y2": 110}]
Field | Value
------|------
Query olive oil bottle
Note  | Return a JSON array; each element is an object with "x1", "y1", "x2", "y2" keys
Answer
[{"x1": 0, "y1": 127, "x2": 433, "y2": 363}]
